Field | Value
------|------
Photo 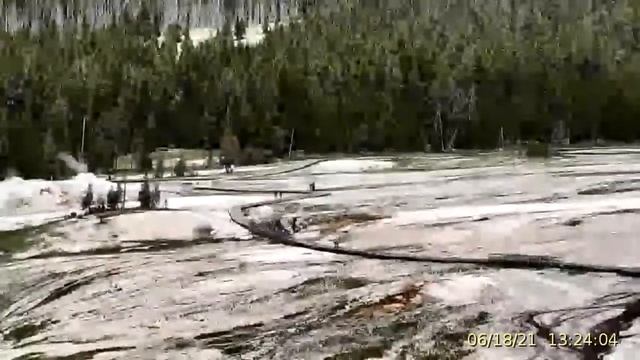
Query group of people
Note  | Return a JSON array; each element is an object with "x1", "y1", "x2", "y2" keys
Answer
[
  {"x1": 137, "y1": 179, "x2": 162, "y2": 210},
  {"x1": 80, "y1": 178, "x2": 163, "y2": 212},
  {"x1": 221, "y1": 156, "x2": 234, "y2": 174},
  {"x1": 79, "y1": 161, "x2": 315, "y2": 213},
  {"x1": 81, "y1": 183, "x2": 124, "y2": 212},
  {"x1": 272, "y1": 182, "x2": 317, "y2": 199}
]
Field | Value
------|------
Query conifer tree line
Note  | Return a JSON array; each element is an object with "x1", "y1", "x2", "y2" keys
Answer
[{"x1": 1, "y1": 0, "x2": 640, "y2": 178}]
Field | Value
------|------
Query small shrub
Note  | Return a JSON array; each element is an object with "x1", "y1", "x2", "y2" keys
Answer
[
  {"x1": 139, "y1": 154, "x2": 153, "y2": 171},
  {"x1": 174, "y1": 158, "x2": 186, "y2": 177},
  {"x1": 525, "y1": 142, "x2": 551, "y2": 158},
  {"x1": 240, "y1": 146, "x2": 268, "y2": 165},
  {"x1": 154, "y1": 158, "x2": 164, "y2": 178}
]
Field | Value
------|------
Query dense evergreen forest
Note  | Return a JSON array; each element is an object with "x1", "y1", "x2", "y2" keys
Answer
[{"x1": 1, "y1": 0, "x2": 640, "y2": 178}]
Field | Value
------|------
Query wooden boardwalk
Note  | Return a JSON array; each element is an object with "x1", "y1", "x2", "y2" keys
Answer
[
  {"x1": 228, "y1": 192, "x2": 640, "y2": 277},
  {"x1": 109, "y1": 159, "x2": 327, "y2": 184}
]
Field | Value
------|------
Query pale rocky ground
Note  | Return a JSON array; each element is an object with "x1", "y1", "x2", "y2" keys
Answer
[{"x1": 1, "y1": 150, "x2": 640, "y2": 359}]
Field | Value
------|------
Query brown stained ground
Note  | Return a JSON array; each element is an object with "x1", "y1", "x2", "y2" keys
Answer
[
  {"x1": 307, "y1": 212, "x2": 388, "y2": 236},
  {"x1": 348, "y1": 283, "x2": 425, "y2": 319}
]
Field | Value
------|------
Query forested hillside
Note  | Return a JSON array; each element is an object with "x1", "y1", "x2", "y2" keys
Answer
[{"x1": 1, "y1": 0, "x2": 640, "y2": 178}]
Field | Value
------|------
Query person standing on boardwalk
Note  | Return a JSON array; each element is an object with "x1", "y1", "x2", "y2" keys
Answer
[
  {"x1": 221, "y1": 156, "x2": 234, "y2": 174},
  {"x1": 152, "y1": 183, "x2": 161, "y2": 208},
  {"x1": 107, "y1": 186, "x2": 120, "y2": 210},
  {"x1": 81, "y1": 184, "x2": 94, "y2": 210},
  {"x1": 138, "y1": 178, "x2": 152, "y2": 209}
]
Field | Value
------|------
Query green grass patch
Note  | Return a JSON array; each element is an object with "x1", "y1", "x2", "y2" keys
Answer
[
  {"x1": 10, "y1": 353, "x2": 46, "y2": 360},
  {"x1": 3, "y1": 321, "x2": 53, "y2": 342},
  {"x1": 0, "y1": 228, "x2": 36, "y2": 254},
  {"x1": 525, "y1": 142, "x2": 552, "y2": 158},
  {"x1": 0, "y1": 221, "x2": 61, "y2": 256}
]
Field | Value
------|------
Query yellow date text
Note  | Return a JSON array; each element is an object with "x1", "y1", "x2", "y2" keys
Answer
[{"x1": 466, "y1": 332, "x2": 537, "y2": 348}]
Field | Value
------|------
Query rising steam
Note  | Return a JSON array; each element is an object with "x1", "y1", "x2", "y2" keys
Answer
[{"x1": 56, "y1": 153, "x2": 88, "y2": 174}]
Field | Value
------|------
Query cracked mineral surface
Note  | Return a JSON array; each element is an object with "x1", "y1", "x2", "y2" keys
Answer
[{"x1": 2, "y1": 149, "x2": 640, "y2": 359}]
